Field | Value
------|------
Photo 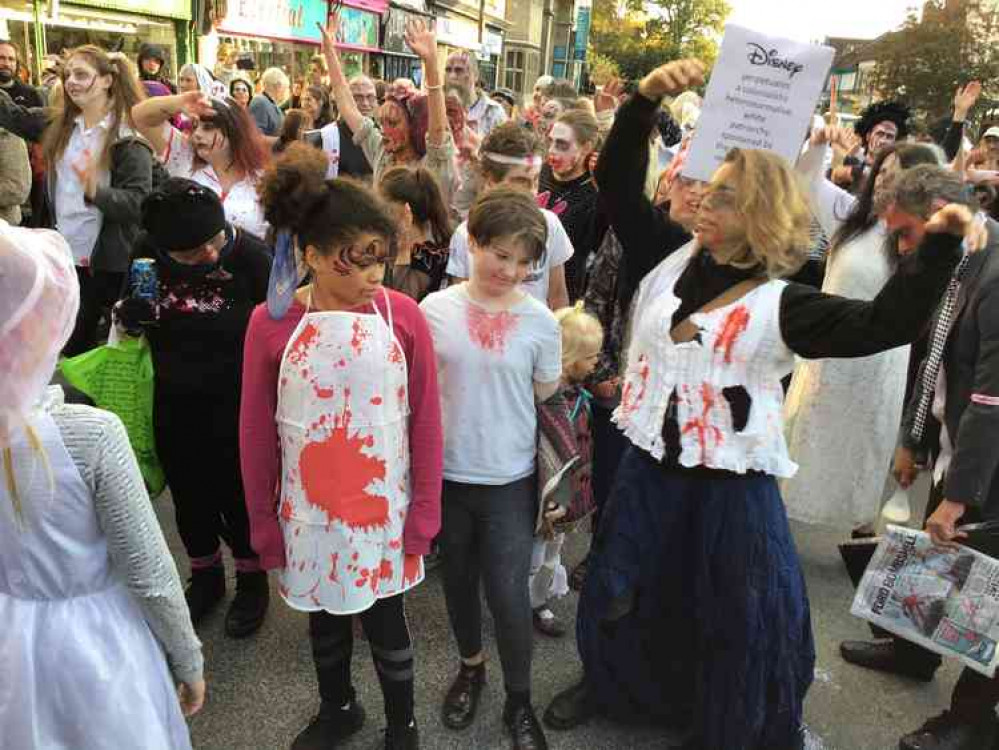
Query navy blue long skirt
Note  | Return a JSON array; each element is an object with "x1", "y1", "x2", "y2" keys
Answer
[{"x1": 577, "y1": 447, "x2": 815, "y2": 750}]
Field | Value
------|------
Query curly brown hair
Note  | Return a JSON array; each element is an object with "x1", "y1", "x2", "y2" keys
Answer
[{"x1": 479, "y1": 122, "x2": 542, "y2": 184}]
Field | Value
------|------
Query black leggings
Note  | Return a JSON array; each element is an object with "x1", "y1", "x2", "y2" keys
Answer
[
  {"x1": 309, "y1": 595, "x2": 414, "y2": 727},
  {"x1": 153, "y1": 389, "x2": 257, "y2": 566},
  {"x1": 441, "y1": 476, "x2": 536, "y2": 694}
]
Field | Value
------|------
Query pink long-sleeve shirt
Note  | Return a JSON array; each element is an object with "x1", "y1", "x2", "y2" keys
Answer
[{"x1": 239, "y1": 290, "x2": 443, "y2": 570}]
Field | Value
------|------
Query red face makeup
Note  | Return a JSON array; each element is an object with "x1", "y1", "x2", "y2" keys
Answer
[
  {"x1": 379, "y1": 102, "x2": 411, "y2": 156},
  {"x1": 547, "y1": 122, "x2": 584, "y2": 179}
]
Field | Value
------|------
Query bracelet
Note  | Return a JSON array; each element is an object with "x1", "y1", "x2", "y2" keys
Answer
[{"x1": 425, "y1": 83, "x2": 443, "y2": 91}]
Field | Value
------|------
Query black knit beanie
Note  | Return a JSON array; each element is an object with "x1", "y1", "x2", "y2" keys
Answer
[{"x1": 141, "y1": 178, "x2": 227, "y2": 252}]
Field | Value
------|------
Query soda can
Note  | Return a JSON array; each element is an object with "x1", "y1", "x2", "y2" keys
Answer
[{"x1": 129, "y1": 258, "x2": 158, "y2": 302}]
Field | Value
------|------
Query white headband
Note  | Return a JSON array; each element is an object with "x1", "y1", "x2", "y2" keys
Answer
[{"x1": 481, "y1": 152, "x2": 542, "y2": 168}]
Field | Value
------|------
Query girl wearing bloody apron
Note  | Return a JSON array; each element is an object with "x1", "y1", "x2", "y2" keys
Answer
[{"x1": 240, "y1": 146, "x2": 443, "y2": 750}]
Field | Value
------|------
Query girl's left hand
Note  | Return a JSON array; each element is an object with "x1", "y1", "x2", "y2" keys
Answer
[
  {"x1": 404, "y1": 19, "x2": 438, "y2": 61},
  {"x1": 71, "y1": 149, "x2": 98, "y2": 200}
]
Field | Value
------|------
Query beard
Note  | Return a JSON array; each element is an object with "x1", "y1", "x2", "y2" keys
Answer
[
  {"x1": 448, "y1": 83, "x2": 473, "y2": 109},
  {"x1": 0, "y1": 69, "x2": 13, "y2": 85}
]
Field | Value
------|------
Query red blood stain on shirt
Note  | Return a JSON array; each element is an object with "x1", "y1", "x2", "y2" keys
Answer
[
  {"x1": 328, "y1": 553, "x2": 340, "y2": 582},
  {"x1": 389, "y1": 538, "x2": 402, "y2": 550},
  {"x1": 299, "y1": 415, "x2": 390, "y2": 531},
  {"x1": 682, "y1": 383, "x2": 724, "y2": 464},
  {"x1": 620, "y1": 355, "x2": 650, "y2": 417},
  {"x1": 379, "y1": 559, "x2": 394, "y2": 580},
  {"x1": 289, "y1": 323, "x2": 319, "y2": 365},
  {"x1": 389, "y1": 342, "x2": 404, "y2": 364},
  {"x1": 371, "y1": 396, "x2": 383, "y2": 405},
  {"x1": 714, "y1": 306, "x2": 750, "y2": 364},
  {"x1": 466, "y1": 304, "x2": 519, "y2": 353},
  {"x1": 403, "y1": 554, "x2": 421, "y2": 585},
  {"x1": 351, "y1": 319, "x2": 371, "y2": 354},
  {"x1": 314, "y1": 384, "x2": 334, "y2": 399}
]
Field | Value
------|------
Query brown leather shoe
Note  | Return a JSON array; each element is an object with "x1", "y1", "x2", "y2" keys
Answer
[
  {"x1": 839, "y1": 639, "x2": 939, "y2": 682},
  {"x1": 899, "y1": 710, "x2": 998, "y2": 750}
]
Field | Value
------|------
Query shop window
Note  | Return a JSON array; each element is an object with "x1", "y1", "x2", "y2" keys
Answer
[{"x1": 504, "y1": 49, "x2": 525, "y2": 94}]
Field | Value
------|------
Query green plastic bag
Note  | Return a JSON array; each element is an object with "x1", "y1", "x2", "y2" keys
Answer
[{"x1": 60, "y1": 336, "x2": 166, "y2": 496}]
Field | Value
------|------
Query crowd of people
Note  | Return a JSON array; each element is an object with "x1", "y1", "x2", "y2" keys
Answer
[{"x1": 1, "y1": 16, "x2": 998, "y2": 750}]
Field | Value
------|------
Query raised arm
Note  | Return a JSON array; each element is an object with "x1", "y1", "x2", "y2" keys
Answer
[
  {"x1": 319, "y1": 16, "x2": 365, "y2": 135},
  {"x1": 404, "y1": 19, "x2": 446, "y2": 148},
  {"x1": 796, "y1": 128, "x2": 858, "y2": 238},
  {"x1": 131, "y1": 92, "x2": 213, "y2": 154},
  {"x1": 946, "y1": 81, "x2": 982, "y2": 163},
  {"x1": 781, "y1": 205, "x2": 975, "y2": 360}
]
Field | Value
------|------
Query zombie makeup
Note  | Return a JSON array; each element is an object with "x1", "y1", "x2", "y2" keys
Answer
[
  {"x1": 190, "y1": 120, "x2": 230, "y2": 164},
  {"x1": 230, "y1": 82, "x2": 251, "y2": 107},
  {"x1": 867, "y1": 120, "x2": 899, "y2": 159},
  {"x1": 548, "y1": 122, "x2": 586, "y2": 180},
  {"x1": 379, "y1": 101, "x2": 411, "y2": 157},
  {"x1": 63, "y1": 58, "x2": 110, "y2": 108},
  {"x1": 539, "y1": 100, "x2": 564, "y2": 138}
]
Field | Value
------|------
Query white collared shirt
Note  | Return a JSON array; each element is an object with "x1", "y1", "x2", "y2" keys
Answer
[
  {"x1": 466, "y1": 93, "x2": 507, "y2": 138},
  {"x1": 54, "y1": 114, "x2": 112, "y2": 266},
  {"x1": 161, "y1": 124, "x2": 269, "y2": 239}
]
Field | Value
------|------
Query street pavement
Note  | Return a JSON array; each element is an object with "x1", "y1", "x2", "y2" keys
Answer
[{"x1": 153, "y1": 477, "x2": 963, "y2": 750}]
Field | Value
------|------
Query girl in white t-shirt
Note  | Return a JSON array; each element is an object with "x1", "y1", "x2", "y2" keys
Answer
[
  {"x1": 420, "y1": 188, "x2": 562, "y2": 750},
  {"x1": 131, "y1": 92, "x2": 271, "y2": 239}
]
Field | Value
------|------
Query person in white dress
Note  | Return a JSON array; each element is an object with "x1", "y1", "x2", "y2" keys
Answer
[
  {"x1": 131, "y1": 91, "x2": 272, "y2": 239},
  {"x1": 783, "y1": 128, "x2": 943, "y2": 529},
  {"x1": 0, "y1": 221, "x2": 205, "y2": 750}
]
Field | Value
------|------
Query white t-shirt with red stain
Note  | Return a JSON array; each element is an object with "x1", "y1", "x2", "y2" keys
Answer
[
  {"x1": 420, "y1": 283, "x2": 562, "y2": 485},
  {"x1": 160, "y1": 124, "x2": 269, "y2": 240}
]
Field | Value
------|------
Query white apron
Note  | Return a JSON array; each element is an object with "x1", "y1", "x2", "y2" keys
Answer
[
  {"x1": 0, "y1": 393, "x2": 192, "y2": 750},
  {"x1": 275, "y1": 288, "x2": 423, "y2": 615}
]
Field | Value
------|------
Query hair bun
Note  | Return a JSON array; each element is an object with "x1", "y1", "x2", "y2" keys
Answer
[{"x1": 258, "y1": 142, "x2": 331, "y2": 232}]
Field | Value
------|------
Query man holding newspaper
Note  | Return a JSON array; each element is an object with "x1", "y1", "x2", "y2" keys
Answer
[{"x1": 842, "y1": 165, "x2": 999, "y2": 750}]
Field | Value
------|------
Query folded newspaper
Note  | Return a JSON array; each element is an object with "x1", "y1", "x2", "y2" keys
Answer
[{"x1": 851, "y1": 525, "x2": 999, "y2": 677}]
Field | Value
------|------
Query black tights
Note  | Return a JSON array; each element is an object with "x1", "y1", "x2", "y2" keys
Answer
[{"x1": 309, "y1": 595, "x2": 414, "y2": 728}]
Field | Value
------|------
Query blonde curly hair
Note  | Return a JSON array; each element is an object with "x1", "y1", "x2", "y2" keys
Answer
[{"x1": 717, "y1": 149, "x2": 812, "y2": 279}]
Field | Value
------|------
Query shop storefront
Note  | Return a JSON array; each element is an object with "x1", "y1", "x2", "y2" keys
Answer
[
  {"x1": 479, "y1": 26, "x2": 503, "y2": 90},
  {"x1": 381, "y1": 1, "x2": 431, "y2": 84},
  {"x1": 434, "y1": 11, "x2": 481, "y2": 60},
  {"x1": 336, "y1": 0, "x2": 386, "y2": 80},
  {"x1": 0, "y1": 0, "x2": 190, "y2": 82},
  {"x1": 215, "y1": 0, "x2": 328, "y2": 85}
]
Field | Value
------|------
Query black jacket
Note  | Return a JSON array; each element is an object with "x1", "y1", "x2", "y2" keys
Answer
[
  {"x1": 0, "y1": 89, "x2": 154, "y2": 272},
  {"x1": 903, "y1": 220, "x2": 999, "y2": 517},
  {"x1": 337, "y1": 120, "x2": 373, "y2": 181}
]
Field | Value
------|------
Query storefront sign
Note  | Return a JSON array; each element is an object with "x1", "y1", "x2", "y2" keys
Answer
[
  {"x1": 218, "y1": 0, "x2": 328, "y2": 44},
  {"x1": 343, "y1": 0, "x2": 390, "y2": 13},
  {"x1": 384, "y1": 6, "x2": 421, "y2": 55},
  {"x1": 482, "y1": 28, "x2": 503, "y2": 58},
  {"x1": 685, "y1": 24, "x2": 834, "y2": 181},
  {"x1": 337, "y1": 6, "x2": 381, "y2": 52},
  {"x1": 435, "y1": 14, "x2": 481, "y2": 52},
  {"x1": 66, "y1": 0, "x2": 191, "y2": 20}
]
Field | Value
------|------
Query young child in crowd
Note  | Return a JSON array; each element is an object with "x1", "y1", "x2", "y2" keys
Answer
[
  {"x1": 530, "y1": 303, "x2": 603, "y2": 638},
  {"x1": 420, "y1": 188, "x2": 563, "y2": 750},
  {"x1": 239, "y1": 144, "x2": 443, "y2": 750}
]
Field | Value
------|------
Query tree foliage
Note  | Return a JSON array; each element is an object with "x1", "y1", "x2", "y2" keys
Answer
[
  {"x1": 869, "y1": 0, "x2": 999, "y2": 120},
  {"x1": 589, "y1": 0, "x2": 730, "y2": 81}
]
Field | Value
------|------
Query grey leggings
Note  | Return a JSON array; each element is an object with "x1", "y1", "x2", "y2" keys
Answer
[{"x1": 441, "y1": 476, "x2": 536, "y2": 694}]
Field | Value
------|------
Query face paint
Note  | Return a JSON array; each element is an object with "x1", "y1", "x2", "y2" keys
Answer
[
  {"x1": 548, "y1": 122, "x2": 584, "y2": 178},
  {"x1": 379, "y1": 102, "x2": 411, "y2": 156},
  {"x1": 191, "y1": 122, "x2": 230, "y2": 164},
  {"x1": 539, "y1": 100, "x2": 564, "y2": 137},
  {"x1": 63, "y1": 59, "x2": 109, "y2": 109}
]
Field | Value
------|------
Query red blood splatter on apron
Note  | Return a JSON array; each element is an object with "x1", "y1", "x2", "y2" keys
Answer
[
  {"x1": 403, "y1": 554, "x2": 421, "y2": 585},
  {"x1": 351, "y1": 319, "x2": 371, "y2": 354},
  {"x1": 299, "y1": 411, "x2": 390, "y2": 530},
  {"x1": 389, "y1": 342, "x2": 404, "y2": 364},
  {"x1": 329, "y1": 553, "x2": 340, "y2": 582},
  {"x1": 682, "y1": 383, "x2": 724, "y2": 464},
  {"x1": 314, "y1": 385, "x2": 334, "y2": 398},
  {"x1": 280, "y1": 498, "x2": 293, "y2": 521},
  {"x1": 389, "y1": 538, "x2": 402, "y2": 550},
  {"x1": 714, "y1": 306, "x2": 750, "y2": 364},
  {"x1": 466, "y1": 304, "x2": 519, "y2": 353},
  {"x1": 379, "y1": 559, "x2": 394, "y2": 580},
  {"x1": 289, "y1": 323, "x2": 319, "y2": 364}
]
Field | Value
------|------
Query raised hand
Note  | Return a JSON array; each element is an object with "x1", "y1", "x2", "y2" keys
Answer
[
  {"x1": 954, "y1": 81, "x2": 982, "y2": 121},
  {"x1": 404, "y1": 18, "x2": 437, "y2": 61},
  {"x1": 925, "y1": 203, "x2": 987, "y2": 252},
  {"x1": 178, "y1": 90, "x2": 215, "y2": 119},
  {"x1": 639, "y1": 59, "x2": 706, "y2": 101},
  {"x1": 594, "y1": 77, "x2": 624, "y2": 114},
  {"x1": 317, "y1": 13, "x2": 341, "y2": 56}
]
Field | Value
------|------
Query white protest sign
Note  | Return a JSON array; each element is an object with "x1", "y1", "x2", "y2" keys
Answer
[{"x1": 684, "y1": 24, "x2": 835, "y2": 182}]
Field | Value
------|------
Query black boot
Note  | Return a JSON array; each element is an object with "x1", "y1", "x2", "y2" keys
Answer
[
  {"x1": 291, "y1": 697, "x2": 366, "y2": 750},
  {"x1": 543, "y1": 679, "x2": 598, "y2": 730},
  {"x1": 384, "y1": 721, "x2": 419, "y2": 750},
  {"x1": 840, "y1": 639, "x2": 939, "y2": 682},
  {"x1": 225, "y1": 570, "x2": 270, "y2": 638},
  {"x1": 503, "y1": 699, "x2": 548, "y2": 750},
  {"x1": 899, "y1": 710, "x2": 998, "y2": 750},
  {"x1": 441, "y1": 662, "x2": 485, "y2": 730},
  {"x1": 185, "y1": 565, "x2": 225, "y2": 625}
]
